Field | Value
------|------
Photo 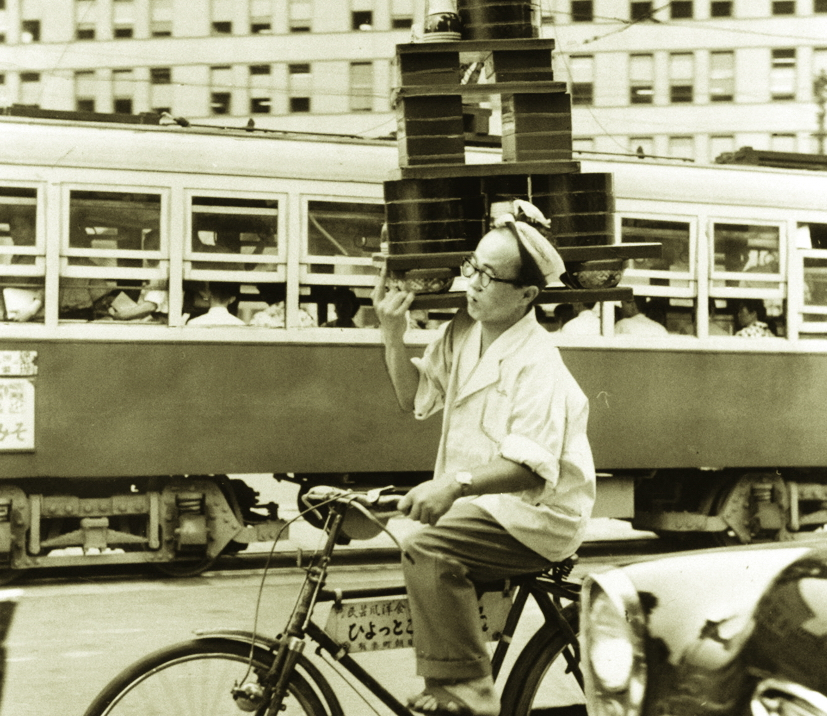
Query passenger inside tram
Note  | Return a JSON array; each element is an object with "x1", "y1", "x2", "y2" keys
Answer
[
  {"x1": 186, "y1": 282, "x2": 245, "y2": 326},
  {"x1": 735, "y1": 298, "x2": 777, "y2": 337}
]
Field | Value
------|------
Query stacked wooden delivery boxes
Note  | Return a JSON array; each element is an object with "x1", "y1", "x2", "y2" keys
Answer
[{"x1": 382, "y1": 0, "x2": 657, "y2": 308}]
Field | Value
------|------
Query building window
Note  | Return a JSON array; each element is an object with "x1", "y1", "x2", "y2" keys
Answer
[
  {"x1": 392, "y1": 16, "x2": 413, "y2": 28},
  {"x1": 113, "y1": 98, "x2": 133, "y2": 114},
  {"x1": 572, "y1": 137, "x2": 594, "y2": 152},
  {"x1": 772, "y1": 1, "x2": 795, "y2": 14},
  {"x1": 817, "y1": 0, "x2": 827, "y2": 12},
  {"x1": 571, "y1": 1, "x2": 594, "y2": 21},
  {"x1": 212, "y1": 21, "x2": 232, "y2": 34},
  {"x1": 20, "y1": 20, "x2": 40, "y2": 43},
  {"x1": 350, "y1": 62, "x2": 373, "y2": 112},
  {"x1": 75, "y1": 70, "x2": 96, "y2": 109},
  {"x1": 709, "y1": 50, "x2": 734, "y2": 102},
  {"x1": 352, "y1": 11, "x2": 373, "y2": 30},
  {"x1": 76, "y1": 25, "x2": 95, "y2": 40},
  {"x1": 669, "y1": 52, "x2": 694, "y2": 103},
  {"x1": 211, "y1": 93, "x2": 231, "y2": 114},
  {"x1": 668, "y1": 136, "x2": 694, "y2": 159},
  {"x1": 151, "y1": 22, "x2": 172, "y2": 36},
  {"x1": 150, "y1": 67, "x2": 171, "y2": 84},
  {"x1": 249, "y1": 65, "x2": 271, "y2": 114},
  {"x1": 114, "y1": 26, "x2": 134, "y2": 38},
  {"x1": 709, "y1": 134, "x2": 735, "y2": 162},
  {"x1": 570, "y1": 55, "x2": 594, "y2": 105},
  {"x1": 771, "y1": 133, "x2": 796, "y2": 151},
  {"x1": 290, "y1": 97, "x2": 310, "y2": 112},
  {"x1": 251, "y1": 21, "x2": 271, "y2": 33},
  {"x1": 210, "y1": 65, "x2": 232, "y2": 115},
  {"x1": 113, "y1": 69, "x2": 133, "y2": 114},
  {"x1": 289, "y1": 0, "x2": 312, "y2": 32},
  {"x1": 771, "y1": 49, "x2": 796, "y2": 101},
  {"x1": 630, "y1": 54, "x2": 654, "y2": 104},
  {"x1": 710, "y1": 1, "x2": 732, "y2": 16},
  {"x1": 630, "y1": 2, "x2": 653, "y2": 20},
  {"x1": 670, "y1": 1, "x2": 692, "y2": 18},
  {"x1": 151, "y1": 0, "x2": 172, "y2": 36},
  {"x1": 629, "y1": 137, "x2": 654, "y2": 156},
  {"x1": 289, "y1": 63, "x2": 311, "y2": 75}
]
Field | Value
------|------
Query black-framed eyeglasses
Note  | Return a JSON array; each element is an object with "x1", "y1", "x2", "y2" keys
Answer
[{"x1": 461, "y1": 256, "x2": 520, "y2": 289}]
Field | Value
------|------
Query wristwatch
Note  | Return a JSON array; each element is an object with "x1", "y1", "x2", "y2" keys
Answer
[{"x1": 454, "y1": 471, "x2": 474, "y2": 497}]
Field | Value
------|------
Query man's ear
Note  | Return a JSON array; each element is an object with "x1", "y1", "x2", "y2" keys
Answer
[{"x1": 523, "y1": 285, "x2": 540, "y2": 306}]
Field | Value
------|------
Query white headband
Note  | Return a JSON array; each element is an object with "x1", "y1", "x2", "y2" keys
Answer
[{"x1": 491, "y1": 200, "x2": 565, "y2": 286}]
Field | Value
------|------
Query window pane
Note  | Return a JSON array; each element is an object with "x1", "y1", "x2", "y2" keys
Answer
[
  {"x1": 0, "y1": 188, "x2": 42, "y2": 322},
  {"x1": 803, "y1": 256, "x2": 827, "y2": 307},
  {"x1": 571, "y1": 1, "x2": 593, "y2": 21},
  {"x1": 710, "y1": 1, "x2": 732, "y2": 16},
  {"x1": 191, "y1": 196, "x2": 279, "y2": 272},
  {"x1": 621, "y1": 217, "x2": 691, "y2": 273},
  {"x1": 772, "y1": 1, "x2": 795, "y2": 14},
  {"x1": 670, "y1": 1, "x2": 692, "y2": 18},
  {"x1": 709, "y1": 51, "x2": 734, "y2": 102},
  {"x1": 69, "y1": 191, "x2": 161, "y2": 254},
  {"x1": 306, "y1": 200, "x2": 384, "y2": 269},
  {"x1": 713, "y1": 224, "x2": 780, "y2": 275}
]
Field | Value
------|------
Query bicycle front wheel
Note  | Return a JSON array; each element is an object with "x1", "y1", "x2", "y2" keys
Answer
[
  {"x1": 84, "y1": 637, "x2": 327, "y2": 716},
  {"x1": 499, "y1": 604, "x2": 585, "y2": 716}
]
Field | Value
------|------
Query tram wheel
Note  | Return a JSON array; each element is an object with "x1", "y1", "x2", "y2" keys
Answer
[{"x1": 152, "y1": 557, "x2": 216, "y2": 578}]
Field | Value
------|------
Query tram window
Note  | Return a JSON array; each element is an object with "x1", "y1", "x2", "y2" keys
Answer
[
  {"x1": 189, "y1": 196, "x2": 280, "y2": 273},
  {"x1": 65, "y1": 190, "x2": 164, "y2": 322},
  {"x1": 803, "y1": 257, "x2": 827, "y2": 307},
  {"x1": 305, "y1": 200, "x2": 384, "y2": 280},
  {"x1": 0, "y1": 188, "x2": 44, "y2": 323},
  {"x1": 712, "y1": 223, "x2": 781, "y2": 286},
  {"x1": 621, "y1": 217, "x2": 691, "y2": 288}
]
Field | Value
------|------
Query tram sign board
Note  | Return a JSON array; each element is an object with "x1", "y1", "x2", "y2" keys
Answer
[
  {"x1": 0, "y1": 352, "x2": 36, "y2": 452},
  {"x1": 325, "y1": 591, "x2": 513, "y2": 653}
]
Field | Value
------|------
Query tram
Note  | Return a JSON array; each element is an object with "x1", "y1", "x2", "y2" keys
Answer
[{"x1": 0, "y1": 107, "x2": 826, "y2": 578}]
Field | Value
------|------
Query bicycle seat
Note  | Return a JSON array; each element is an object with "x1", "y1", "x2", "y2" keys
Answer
[{"x1": 475, "y1": 555, "x2": 578, "y2": 595}]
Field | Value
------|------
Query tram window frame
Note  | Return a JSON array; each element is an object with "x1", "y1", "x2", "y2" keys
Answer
[
  {"x1": 617, "y1": 213, "x2": 696, "y2": 298},
  {"x1": 0, "y1": 186, "x2": 45, "y2": 323},
  {"x1": 709, "y1": 218, "x2": 785, "y2": 299},
  {"x1": 60, "y1": 186, "x2": 168, "y2": 323},
  {"x1": 185, "y1": 191, "x2": 286, "y2": 284},
  {"x1": 301, "y1": 196, "x2": 385, "y2": 288}
]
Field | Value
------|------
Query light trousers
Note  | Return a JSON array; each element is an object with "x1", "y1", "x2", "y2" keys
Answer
[{"x1": 400, "y1": 501, "x2": 553, "y2": 682}]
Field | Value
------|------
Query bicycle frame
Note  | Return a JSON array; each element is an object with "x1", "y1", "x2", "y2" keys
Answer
[{"x1": 234, "y1": 494, "x2": 583, "y2": 716}]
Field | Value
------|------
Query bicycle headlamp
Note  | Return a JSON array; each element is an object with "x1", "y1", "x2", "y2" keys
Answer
[{"x1": 581, "y1": 570, "x2": 647, "y2": 716}]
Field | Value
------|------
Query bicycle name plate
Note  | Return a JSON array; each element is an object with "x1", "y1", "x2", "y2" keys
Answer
[{"x1": 325, "y1": 592, "x2": 513, "y2": 653}]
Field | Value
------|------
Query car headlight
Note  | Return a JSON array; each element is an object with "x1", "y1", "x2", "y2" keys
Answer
[
  {"x1": 752, "y1": 678, "x2": 827, "y2": 716},
  {"x1": 581, "y1": 569, "x2": 647, "y2": 716}
]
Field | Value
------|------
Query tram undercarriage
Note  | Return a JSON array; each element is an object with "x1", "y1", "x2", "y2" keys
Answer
[
  {"x1": 633, "y1": 468, "x2": 827, "y2": 546},
  {"x1": 0, "y1": 475, "x2": 288, "y2": 580}
]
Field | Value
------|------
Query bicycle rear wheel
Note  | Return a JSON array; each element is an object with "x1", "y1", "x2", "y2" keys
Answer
[
  {"x1": 499, "y1": 604, "x2": 585, "y2": 716},
  {"x1": 83, "y1": 637, "x2": 327, "y2": 716}
]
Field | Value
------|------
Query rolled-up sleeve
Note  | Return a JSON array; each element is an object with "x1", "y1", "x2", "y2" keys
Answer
[{"x1": 497, "y1": 365, "x2": 591, "y2": 488}]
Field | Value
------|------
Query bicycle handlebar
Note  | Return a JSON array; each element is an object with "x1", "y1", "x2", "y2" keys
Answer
[{"x1": 301, "y1": 485, "x2": 405, "y2": 515}]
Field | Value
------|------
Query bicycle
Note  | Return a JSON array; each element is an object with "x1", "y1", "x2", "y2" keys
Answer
[{"x1": 84, "y1": 486, "x2": 584, "y2": 716}]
